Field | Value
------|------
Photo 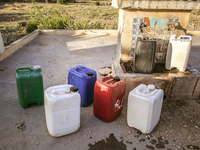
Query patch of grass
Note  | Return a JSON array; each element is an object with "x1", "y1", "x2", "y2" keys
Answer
[
  {"x1": 1, "y1": 1, "x2": 118, "y2": 46},
  {"x1": 11, "y1": 7, "x2": 17, "y2": 10},
  {"x1": 23, "y1": 3, "x2": 118, "y2": 33}
]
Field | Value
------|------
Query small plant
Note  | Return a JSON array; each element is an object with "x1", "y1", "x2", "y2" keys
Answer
[
  {"x1": 18, "y1": 22, "x2": 27, "y2": 27},
  {"x1": 11, "y1": 7, "x2": 16, "y2": 10},
  {"x1": 94, "y1": 0, "x2": 100, "y2": 6},
  {"x1": 110, "y1": 21, "x2": 118, "y2": 29},
  {"x1": 56, "y1": 0, "x2": 69, "y2": 4},
  {"x1": 25, "y1": 21, "x2": 38, "y2": 33}
]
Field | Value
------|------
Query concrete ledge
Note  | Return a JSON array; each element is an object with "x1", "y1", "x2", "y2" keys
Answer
[
  {"x1": 112, "y1": 60, "x2": 200, "y2": 100},
  {"x1": 0, "y1": 30, "x2": 40, "y2": 61},
  {"x1": 112, "y1": 0, "x2": 200, "y2": 10},
  {"x1": 40, "y1": 29, "x2": 118, "y2": 35},
  {"x1": 186, "y1": 31, "x2": 200, "y2": 36}
]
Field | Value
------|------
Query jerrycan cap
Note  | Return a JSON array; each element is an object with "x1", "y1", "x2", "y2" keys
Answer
[
  {"x1": 113, "y1": 76, "x2": 120, "y2": 82},
  {"x1": 143, "y1": 37, "x2": 149, "y2": 40},
  {"x1": 33, "y1": 65, "x2": 41, "y2": 71},
  {"x1": 87, "y1": 72, "x2": 94, "y2": 76},
  {"x1": 70, "y1": 86, "x2": 78, "y2": 92},
  {"x1": 148, "y1": 84, "x2": 155, "y2": 91}
]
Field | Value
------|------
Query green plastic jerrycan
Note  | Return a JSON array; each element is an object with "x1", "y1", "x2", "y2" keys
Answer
[{"x1": 16, "y1": 65, "x2": 44, "y2": 108}]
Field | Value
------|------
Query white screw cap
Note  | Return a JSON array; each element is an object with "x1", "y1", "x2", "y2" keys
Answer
[
  {"x1": 148, "y1": 84, "x2": 155, "y2": 91},
  {"x1": 34, "y1": 65, "x2": 41, "y2": 70}
]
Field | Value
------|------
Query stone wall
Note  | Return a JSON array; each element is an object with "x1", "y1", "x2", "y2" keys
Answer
[{"x1": 112, "y1": 60, "x2": 200, "y2": 100}]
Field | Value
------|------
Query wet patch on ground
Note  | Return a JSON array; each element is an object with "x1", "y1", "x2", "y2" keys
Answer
[
  {"x1": 185, "y1": 145, "x2": 200, "y2": 150},
  {"x1": 154, "y1": 136, "x2": 169, "y2": 149},
  {"x1": 88, "y1": 133, "x2": 127, "y2": 150},
  {"x1": 196, "y1": 100, "x2": 200, "y2": 104},
  {"x1": 146, "y1": 145, "x2": 155, "y2": 150}
]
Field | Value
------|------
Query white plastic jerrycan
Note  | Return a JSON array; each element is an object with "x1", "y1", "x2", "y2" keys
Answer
[
  {"x1": 44, "y1": 84, "x2": 80, "y2": 137},
  {"x1": 127, "y1": 84, "x2": 164, "y2": 134},
  {"x1": 165, "y1": 35, "x2": 192, "y2": 72}
]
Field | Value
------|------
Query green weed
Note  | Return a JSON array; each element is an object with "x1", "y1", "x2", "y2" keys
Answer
[{"x1": 24, "y1": 4, "x2": 117, "y2": 33}]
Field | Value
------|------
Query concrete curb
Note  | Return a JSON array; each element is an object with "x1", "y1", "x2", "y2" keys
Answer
[
  {"x1": 40, "y1": 29, "x2": 118, "y2": 35},
  {"x1": 186, "y1": 31, "x2": 200, "y2": 36},
  {"x1": 0, "y1": 30, "x2": 40, "y2": 61}
]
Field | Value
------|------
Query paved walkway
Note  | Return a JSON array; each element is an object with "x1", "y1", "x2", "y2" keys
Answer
[{"x1": 0, "y1": 31, "x2": 200, "y2": 149}]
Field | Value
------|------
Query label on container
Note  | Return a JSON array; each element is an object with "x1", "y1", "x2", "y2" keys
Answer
[{"x1": 114, "y1": 99, "x2": 123, "y2": 112}]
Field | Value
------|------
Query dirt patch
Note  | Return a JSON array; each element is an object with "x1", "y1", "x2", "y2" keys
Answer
[{"x1": 16, "y1": 121, "x2": 26, "y2": 132}]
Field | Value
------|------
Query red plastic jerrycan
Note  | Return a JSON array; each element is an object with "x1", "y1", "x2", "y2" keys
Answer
[{"x1": 93, "y1": 75, "x2": 126, "y2": 122}]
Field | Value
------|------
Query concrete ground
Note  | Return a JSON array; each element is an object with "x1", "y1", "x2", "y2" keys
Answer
[{"x1": 0, "y1": 30, "x2": 200, "y2": 150}]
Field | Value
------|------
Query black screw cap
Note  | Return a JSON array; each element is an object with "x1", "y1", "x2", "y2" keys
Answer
[
  {"x1": 70, "y1": 86, "x2": 78, "y2": 92},
  {"x1": 137, "y1": 37, "x2": 142, "y2": 41},
  {"x1": 143, "y1": 37, "x2": 149, "y2": 40},
  {"x1": 87, "y1": 72, "x2": 94, "y2": 76},
  {"x1": 113, "y1": 76, "x2": 120, "y2": 81}
]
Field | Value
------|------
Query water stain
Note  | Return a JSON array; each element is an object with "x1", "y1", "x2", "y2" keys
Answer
[
  {"x1": 196, "y1": 100, "x2": 200, "y2": 104},
  {"x1": 139, "y1": 139, "x2": 146, "y2": 142},
  {"x1": 125, "y1": 141, "x2": 132, "y2": 144},
  {"x1": 0, "y1": 67, "x2": 7, "y2": 71},
  {"x1": 186, "y1": 145, "x2": 200, "y2": 150},
  {"x1": 88, "y1": 133, "x2": 127, "y2": 150},
  {"x1": 155, "y1": 136, "x2": 169, "y2": 149},
  {"x1": 134, "y1": 134, "x2": 139, "y2": 138},
  {"x1": 155, "y1": 142, "x2": 165, "y2": 149},
  {"x1": 146, "y1": 145, "x2": 155, "y2": 150},
  {"x1": 150, "y1": 139, "x2": 157, "y2": 145},
  {"x1": 136, "y1": 130, "x2": 142, "y2": 135},
  {"x1": 164, "y1": 140, "x2": 169, "y2": 144}
]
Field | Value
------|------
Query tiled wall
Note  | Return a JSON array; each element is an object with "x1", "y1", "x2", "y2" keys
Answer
[{"x1": 130, "y1": 17, "x2": 180, "y2": 63}]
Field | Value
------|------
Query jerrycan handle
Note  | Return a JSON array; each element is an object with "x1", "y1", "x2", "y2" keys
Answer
[
  {"x1": 178, "y1": 36, "x2": 192, "y2": 40},
  {"x1": 16, "y1": 67, "x2": 32, "y2": 73},
  {"x1": 50, "y1": 88, "x2": 68, "y2": 97},
  {"x1": 50, "y1": 86, "x2": 78, "y2": 97},
  {"x1": 136, "y1": 84, "x2": 157, "y2": 96},
  {"x1": 103, "y1": 75, "x2": 114, "y2": 84},
  {"x1": 105, "y1": 76, "x2": 120, "y2": 84},
  {"x1": 76, "y1": 67, "x2": 87, "y2": 75}
]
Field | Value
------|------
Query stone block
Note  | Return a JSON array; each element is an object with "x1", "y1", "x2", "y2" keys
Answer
[{"x1": 112, "y1": 60, "x2": 200, "y2": 100}]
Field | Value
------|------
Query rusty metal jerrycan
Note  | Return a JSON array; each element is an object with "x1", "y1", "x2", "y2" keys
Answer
[
  {"x1": 135, "y1": 38, "x2": 157, "y2": 74},
  {"x1": 16, "y1": 65, "x2": 44, "y2": 108}
]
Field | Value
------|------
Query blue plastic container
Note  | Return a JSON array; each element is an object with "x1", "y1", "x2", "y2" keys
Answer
[{"x1": 68, "y1": 65, "x2": 97, "y2": 107}]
